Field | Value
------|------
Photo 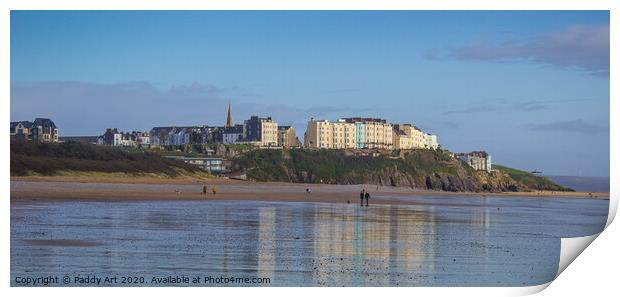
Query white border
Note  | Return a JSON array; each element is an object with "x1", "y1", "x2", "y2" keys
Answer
[{"x1": 2, "y1": 1, "x2": 616, "y2": 296}]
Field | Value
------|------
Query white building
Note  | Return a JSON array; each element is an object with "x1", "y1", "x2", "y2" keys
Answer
[
  {"x1": 113, "y1": 132, "x2": 123, "y2": 146},
  {"x1": 135, "y1": 132, "x2": 150, "y2": 146},
  {"x1": 425, "y1": 133, "x2": 439, "y2": 149},
  {"x1": 169, "y1": 128, "x2": 192, "y2": 146},
  {"x1": 456, "y1": 151, "x2": 492, "y2": 172},
  {"x1": 223, "y1": 125, "x2": 244, "y2": 144},
  {"x1": 149, "y1": 127, "x2": 174, "y2": 146},
  {"x1": 243, "y1": 116, "x2": 278, "y2": 147}
]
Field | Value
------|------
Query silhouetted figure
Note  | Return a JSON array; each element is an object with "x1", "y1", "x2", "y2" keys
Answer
[
  {"x1": 360, "y1": 189, "x2": 365, "y2": 206},
  {"x1": 347, "y1": 200, "x2": 350, "y2": 204},
  {"x1": 365, "y1": 192, "x2": 370, "y2": 207},
  {"x1": 202, "y1": 185, "x2": 208, "y2": 195}
]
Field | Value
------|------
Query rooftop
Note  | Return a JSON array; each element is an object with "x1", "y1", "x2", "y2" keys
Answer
[{"x1": 340, "y1": 117, "x2": 387, "y2": 124}]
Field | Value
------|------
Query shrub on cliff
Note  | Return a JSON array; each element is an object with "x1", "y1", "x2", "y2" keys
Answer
[
  {"x1": 10, "y1": 140, "x2": 205, "y2": 177},
  {"x1": 230, "y1": 148, "x2": 572, "y2": 192}
]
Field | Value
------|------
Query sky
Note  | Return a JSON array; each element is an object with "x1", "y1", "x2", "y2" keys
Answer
[{"x1": 10, "y1": 11, "x2": 610, "y2": 176}]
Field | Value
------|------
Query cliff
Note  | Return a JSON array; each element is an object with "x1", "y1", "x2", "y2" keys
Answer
[{"x1": 230, "y1": 148, "x2": 572, "y2": 192}]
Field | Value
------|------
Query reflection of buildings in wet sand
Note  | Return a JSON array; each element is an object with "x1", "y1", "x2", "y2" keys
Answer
[
  {"x1": 273, "y1": 205, "x2": 314, "y2": 285},
  {"x1": 467, "y1": 205, "x2": 493, "y2": 252},
  {"x1": 311, "y1": 205, "x2": 356, "y2": 285},
  {"x1": 431, "y1": 203, "x2": 494, "y2": 282},
  {"x1": 359, "y1": 206, "x2": 392, "y2": 285},
  {"x1": 122, "y1": 205, "x2": 243, "y2": 275},
  {"x1": 310, "y1": 204, "x2": 438, "y2": 285},
  {"x1": 389, "y1": 206, "x2": 436, "y2": 281},
  {"x1": 468, "y1": 205, "x2": 492, "y2": 227},
  {"x1": 216, "y1": 205, "x2": 247, "y2": 273},
  {"x1": 467, "y1": 203, "x2": 493, "y2": 273},
  {"x1": 257, "y1": 207, "x2": 276, "y2": 280}
]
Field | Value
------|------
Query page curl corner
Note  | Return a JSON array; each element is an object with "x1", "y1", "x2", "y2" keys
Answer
[{"x1": 556, "y1": 233, "x2": 600, "y2": 278}]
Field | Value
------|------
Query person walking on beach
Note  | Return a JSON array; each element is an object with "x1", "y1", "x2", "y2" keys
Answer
[
  {"x1": 212, "y1": 185, "x2": 217, "y2": 195},
  {"x1": 202, "y1": 185, "x2": 208, "y2": 196},
  {"x1": 360, "y1": 189, "x2": 365, "y2": 206},
  {"x1": 364, "y1": 191, "x2": 370, "y2": 207}
]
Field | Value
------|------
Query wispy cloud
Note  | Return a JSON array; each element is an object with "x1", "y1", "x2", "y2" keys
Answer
[
  {"x1": 444, "y1": 98, "x2": 588, "y2": 115},
  {"x1": 428, "y1": 24, "x2": 610, "y2": 76},
  {"x1": 526, "y1": 119, "x2": 608, "y2": 134},
  {"x1": 443, "y1": 105, "x2": 500, "y2": 115},
  {"x1": 515, "y1": 101, "x2": 550, "y2": 112}
]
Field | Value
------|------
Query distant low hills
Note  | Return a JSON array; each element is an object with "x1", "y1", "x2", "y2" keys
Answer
[
  {"x1": 546, "y1": 175, "x2": 609, "y2": 193},
  {"x1": 230, "y1": 148, "x2": 572, "y2": 192},
  {"x1": 10, "y1": 140, "x2": 209, "y2": 178}
]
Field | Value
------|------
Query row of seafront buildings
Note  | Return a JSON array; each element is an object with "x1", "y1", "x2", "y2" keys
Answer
[
  {"x1": 99, "y1": 115, "x2": 439, "y2": 151},
  {"x1": 10, "y1": 109, "x2": 492, "y2": 173},
  {"x1": 10, "y1": 118, "x2": 59, "y2": 143},
  {"x1": 97, "y1": 129, "x2": 150, "y2": 147},
  {"x1": 304, "y1": 117, "x2": 438, "y2": 150},
  {"x1": 148, "y1": 116, "x2": 293, "y2": 147},
  {"x1": 96, "y1": 105, "x2": 300, "y2": 148},
  {"x1": 304, "y1": 117, "x2": 492, "y2": 172}
]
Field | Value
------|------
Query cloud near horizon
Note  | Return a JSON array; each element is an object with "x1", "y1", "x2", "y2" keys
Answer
[
  {"x1": 428, "y1": 24, "x2": 610, "y2": 76},
  {"x1": 525, "y1": 119, "x2": 608, "y2": 134},
  {"x1": 443, "y1": 99, "x2": 589, "y2": 115},
  {"x1": 10, "y1": 81, "x2": 371, "y2": 137}
]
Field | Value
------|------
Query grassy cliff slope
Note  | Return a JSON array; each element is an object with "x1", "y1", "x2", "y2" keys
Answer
[
  {"x1": 231, "y1": 148, "x2": 572, "y2": 192},
  {"x1": 492, "y1": 164, "x2": 571, "y2": 191},
  {"x1": 11, "y1": 140, "x2": 209, "y2": 178}
]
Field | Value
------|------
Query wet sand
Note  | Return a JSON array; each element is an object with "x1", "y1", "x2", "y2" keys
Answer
[
  {"x1": 11, "y1": 197, "x2": 609, "y2": 286},
  {"x1": 22, "y1": 239, "x2": 101, "y2": 247},
  {"x1": 10, "y1": 176, "x2": 609, "y2": 204}
]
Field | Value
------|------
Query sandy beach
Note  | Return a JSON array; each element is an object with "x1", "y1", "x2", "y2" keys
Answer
[
  {"x1": 10, "y1": 176, "x2": 609, "y2": 205},
  {"x1": 11, "y1": 176, "x2": 610, "y2": 287}
]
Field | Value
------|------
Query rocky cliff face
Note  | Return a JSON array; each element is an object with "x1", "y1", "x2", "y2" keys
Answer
[{"x1": 230, "y1": 148, "x2": 571, "y2": 192}]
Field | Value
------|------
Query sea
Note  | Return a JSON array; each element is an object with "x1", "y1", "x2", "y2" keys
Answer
[{"x1": 546, "y1": 175, "x2": 610, "y2": 193}]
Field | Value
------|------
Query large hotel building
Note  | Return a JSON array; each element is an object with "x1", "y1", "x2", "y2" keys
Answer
[
  {"x1": 243, "y1": 116, "x2": 279, "y2": 147},
  {"x1": 304, "y1": 117, "x2": 438, "y2": 150}
]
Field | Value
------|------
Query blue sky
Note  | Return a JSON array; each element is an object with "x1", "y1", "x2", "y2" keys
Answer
[{"x1": 10, "y1": 11, "x2": 610, "y2": 176}]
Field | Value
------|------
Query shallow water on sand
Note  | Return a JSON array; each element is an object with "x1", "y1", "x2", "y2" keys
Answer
[{"x1": 11, "y1": 196, "x2": 608, "y2": 286}]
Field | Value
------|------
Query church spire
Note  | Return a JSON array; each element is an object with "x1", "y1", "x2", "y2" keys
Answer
[{"x1": 226, "y1": 103, "x2": 233, "y2": 127}]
